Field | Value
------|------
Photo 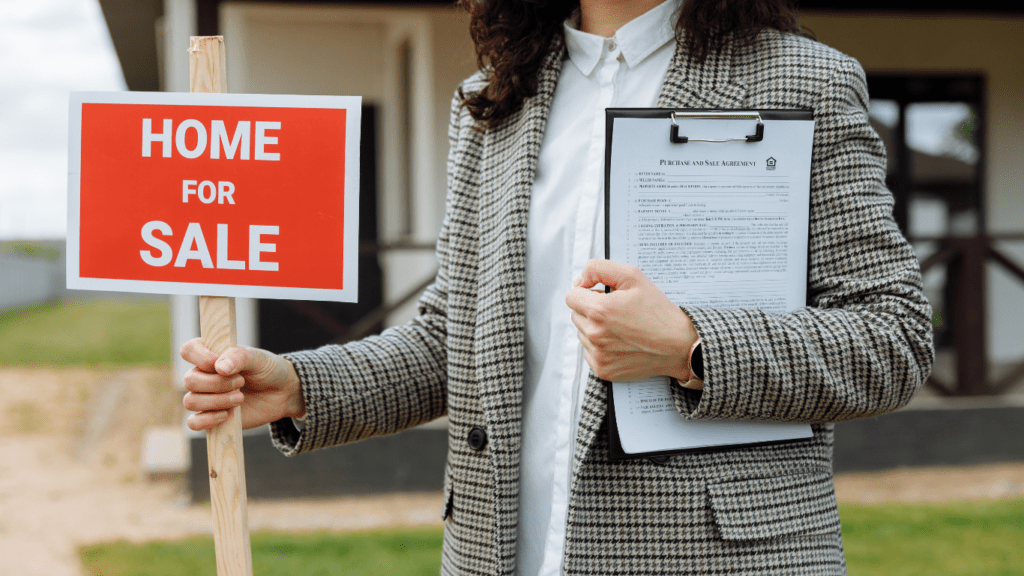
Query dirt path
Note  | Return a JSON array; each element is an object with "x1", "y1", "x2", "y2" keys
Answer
[
  {"x1": 2, "y1": 367, "x2": 1022, "y2": 576},
  {"x1": 0, "y1": 433, "x2": 443, "y2": 576},
  {"x1": 0, "y1": 366, "x2": 448, "y2": 576}
]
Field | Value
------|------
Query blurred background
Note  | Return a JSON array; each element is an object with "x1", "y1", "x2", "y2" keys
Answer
[{"x1": 1, "y1": 1, "x2": 1023, "y2": 575}]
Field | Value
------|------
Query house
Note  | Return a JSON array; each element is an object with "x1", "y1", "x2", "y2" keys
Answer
[{"x1": 97, "y1": 0, "x2": 1024, "y2": 497}]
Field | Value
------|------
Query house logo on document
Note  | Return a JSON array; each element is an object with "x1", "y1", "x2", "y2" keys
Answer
[{"x1": 766, "y1": 157, "x2": 777, "y2": 171}]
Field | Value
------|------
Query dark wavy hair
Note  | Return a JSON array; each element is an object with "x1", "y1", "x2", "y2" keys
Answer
[{"x1": 459, "y1": 0, "x2": 814, "y2": 128}]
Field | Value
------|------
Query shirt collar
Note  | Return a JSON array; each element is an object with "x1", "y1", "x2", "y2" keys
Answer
[{"x1": 564, "y1": 0, "x2": 681, "y2": 76}]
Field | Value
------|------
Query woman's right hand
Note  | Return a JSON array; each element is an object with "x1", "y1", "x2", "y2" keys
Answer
[{"x1": 180, "y1": 338, "x2": 305, "y2": 431}]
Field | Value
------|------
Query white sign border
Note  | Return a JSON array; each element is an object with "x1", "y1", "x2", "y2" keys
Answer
[{"x1": 67, "y1": 91, "x2": 362, "y2": 303}]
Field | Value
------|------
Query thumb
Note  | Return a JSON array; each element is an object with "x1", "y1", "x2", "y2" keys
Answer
[
  {"x1": 214, "y1": 346, "x2": 270, "y2": 377},
  {"x1": 576, "y1": 259, "x2": 635, "y2": 290}
]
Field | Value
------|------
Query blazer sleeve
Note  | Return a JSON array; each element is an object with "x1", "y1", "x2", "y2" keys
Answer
[
  {"x1": 671, "y1": 55, "x2": 934, "y2": 424},
  {"x1": 267, "y1": 92, "x2": 470, "y2": 455}
]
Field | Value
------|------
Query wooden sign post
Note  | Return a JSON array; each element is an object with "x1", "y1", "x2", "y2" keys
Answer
[
  {"x1": 190, "y1": 36, "x2": 253, "y2": 576},
  {"x1": 67, "y1": 38, "x2": 361, "y2": 575}
]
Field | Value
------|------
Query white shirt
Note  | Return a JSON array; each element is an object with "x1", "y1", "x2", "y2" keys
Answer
[{"x1": 516, "y1": 1, "x2": 680, "y2": 575}]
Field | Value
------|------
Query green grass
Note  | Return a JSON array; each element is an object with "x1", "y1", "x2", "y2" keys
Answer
[
  {"x1": 840, "y1": 498, "x2": 1024, "y2": 575},
  {"x1": 78, "y1": 500, "x2": 1024, "y2": 575},
  {"x1": 79, "y1": 528, "x2": 445, "y2": 576},
  {"x1": 0, "y1": 299, "x2": 171, "y2": 365},
  {"x1": 3, "y1": 240, "x2": 61, "y2": 260}
]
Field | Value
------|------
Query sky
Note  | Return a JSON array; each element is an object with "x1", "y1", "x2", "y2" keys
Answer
[{"x1": 0, "y1": 0, "x2": 126, "y2": 239}]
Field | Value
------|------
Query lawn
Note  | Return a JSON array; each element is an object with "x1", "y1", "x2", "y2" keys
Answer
[
  {"x1": 0, "y1": 299, "x2": 171, "y2": 365},
  {"x1": 79, "y1": 499, "x2": 1024, "y2": 575},
  {"x1": 79, "y1": 527, "x2": 445, "y2": 576},
  {"x1": 841, "y1": 498, "x2": 1024, "y2": 575}
]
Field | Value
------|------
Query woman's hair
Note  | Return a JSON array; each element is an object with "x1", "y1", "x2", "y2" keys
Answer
[{"x1": 459, "y1": 0, "x2": 814, "y2": 128}]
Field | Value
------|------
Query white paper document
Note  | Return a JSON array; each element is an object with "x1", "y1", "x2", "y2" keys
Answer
[{"x1": 606, "y1": 111, "x2": 815, "y2": 455}]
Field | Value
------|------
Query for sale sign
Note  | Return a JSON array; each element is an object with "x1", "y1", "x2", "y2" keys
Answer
[{"x1": 67, "y1": 92, "x2": 361, "y2": 302}]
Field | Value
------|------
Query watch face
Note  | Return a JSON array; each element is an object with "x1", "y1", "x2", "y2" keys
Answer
[{"x1": 691, "y1": 343, "x2": 704, "y2": 381}]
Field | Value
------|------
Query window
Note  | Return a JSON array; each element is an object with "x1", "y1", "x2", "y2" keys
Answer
[
  {"x1": 867, "y1": 74, "x2": 987, "y2": 391},
  {"x1": 865, "y1": 75, "x2": 984, "y2": 240}
]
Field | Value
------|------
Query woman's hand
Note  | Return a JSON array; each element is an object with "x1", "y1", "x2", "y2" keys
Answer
[
  {"x1": 180, "y1": 338, "x2": 305, "y2": 431},
  {"x1": 565, "y1": 259, "x2": 699, "y2": 385}
]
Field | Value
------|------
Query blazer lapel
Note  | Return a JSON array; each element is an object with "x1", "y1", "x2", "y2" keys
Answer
[
  {"x1": 657, "y1": 31, "x2": 747, "y2": 109},
  {"x1": 571, "y1": 34, "x2": 747, "y2": 478},
  {"x1": 475, "y1": 34, "x2": 565, "y2": 575}
]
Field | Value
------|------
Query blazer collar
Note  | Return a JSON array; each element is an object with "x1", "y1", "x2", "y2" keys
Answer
[{"x1": 657, "y1": 30, "x2": 747, "y2": 109}]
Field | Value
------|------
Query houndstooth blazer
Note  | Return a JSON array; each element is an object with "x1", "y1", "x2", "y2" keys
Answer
[{"x1": 271, "y1": 28, "x2": 933, "y2": 576}]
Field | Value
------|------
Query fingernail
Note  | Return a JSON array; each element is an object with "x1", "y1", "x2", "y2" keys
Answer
[
  {"x1": 216, "y1": 358, "x2": 235, "y2": 374},
  {"x1": 231, "y1": 392, "x2": 244, "y2": 404}
]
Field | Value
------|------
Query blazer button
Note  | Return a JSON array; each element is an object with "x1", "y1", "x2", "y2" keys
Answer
[{"x1": 467, "y1": 426, "x2": 487, "y2": 451}]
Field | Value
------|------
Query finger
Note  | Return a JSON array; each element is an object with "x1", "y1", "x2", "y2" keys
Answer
[
  {"x1": 565, "y1": 286, "x2": 603, "y2": 315},
  {"x1": 581, "y1": 347, "x2": 614, "y2": 382},
  {"x1": 183, "y1": 389, "x2": 245, "y2": 413},
  {"x1": 576, "y1": 259, "x2": 637, "y2": 291},
  {"x1": 180, "y1": 337, "x2": 218, "y2": 372},
  {"x1": 182, "y1": 367, "x2": 244, "y2": 394},
  {"x1": 581, "y1": 347, "x2": 597, "y2": 375},
  {"x1": 186, "y1": 409, "x2": 231, "y2": 432},
  {"x1": 576, "y1": 325, "x2": 596, "y2": 354},
  {"x1": 569, "y1": 310, "x2": 591, "y2": 334},
  {"x1": 572, "y1": 312, "x2": 613, "y2": 351}
]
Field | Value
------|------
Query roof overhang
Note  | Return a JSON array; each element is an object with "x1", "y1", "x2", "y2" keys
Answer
[{"x1": 97, "y1": 0, "x2": 1024, "y2": 93}]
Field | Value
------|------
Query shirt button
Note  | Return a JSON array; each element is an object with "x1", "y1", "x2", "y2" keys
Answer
[
  {"x1": 608, "y1": 40, "x2": 617, "y2": 51},
  {"x1": 467, "y1": 426, "x2": 487, "y2": 451}
]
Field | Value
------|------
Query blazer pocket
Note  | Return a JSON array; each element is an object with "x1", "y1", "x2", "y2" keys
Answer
[{"x1": 707, "y1": 470, "x2": 841, "y2": 541}]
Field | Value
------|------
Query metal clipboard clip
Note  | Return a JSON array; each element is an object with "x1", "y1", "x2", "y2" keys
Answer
[{"x1": 669, "y1": 111, "x2": 764, "y2": 144}]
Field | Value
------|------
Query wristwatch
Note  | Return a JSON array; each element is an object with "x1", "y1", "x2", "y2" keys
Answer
[{"x1": 688, "y1": 339, "x2": 704, "y2": 381}]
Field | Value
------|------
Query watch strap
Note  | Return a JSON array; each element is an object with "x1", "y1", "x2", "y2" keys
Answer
[{"x1": 688, "y1": 339, "x2": 704, "y2": 381}]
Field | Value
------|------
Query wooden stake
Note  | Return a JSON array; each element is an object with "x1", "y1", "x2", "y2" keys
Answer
[
  {"x1": 189, "y1": 35, "x2": 228, "y2": 94},
  {"x1": 190, "y1": 35, "x2": 254, "y2": 576}
]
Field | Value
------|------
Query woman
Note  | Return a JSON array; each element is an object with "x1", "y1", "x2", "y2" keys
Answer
[{"x1": 182, "y1": 0, "x2": 934, "y2": 573}]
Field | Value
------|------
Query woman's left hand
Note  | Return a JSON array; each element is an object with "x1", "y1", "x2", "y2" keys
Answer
[{"x1": 565, "y1": 259, "x2": 699, "y2": 384}]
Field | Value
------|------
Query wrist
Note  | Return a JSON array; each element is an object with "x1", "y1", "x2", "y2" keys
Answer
[
  {"x1": 668, "y1": 306, "x2": 703, "y2": 389},
  {"x1": 282, "y1": 358, "x2": 306, "y2": 419},
  {"x1": 687, "y1": 339, "x2": 704, "y2": 381},
  {"x1": 672, "y1": 307, "x2": 698, "y2": 377}
]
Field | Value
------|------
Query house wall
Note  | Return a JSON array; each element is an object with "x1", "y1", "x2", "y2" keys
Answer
[
  {"x1": 219, "y1": 3, "x2": 477, "y2": 328},
  {"x1": 0, "y1": 255, "x2": 61, "y2": 312},
  {"x1": 800, "y1": 12, "x2": 1024, "y2": 363},
  {"x1": 161, "y1": 5, "x2": 1024, "y2": 365}
]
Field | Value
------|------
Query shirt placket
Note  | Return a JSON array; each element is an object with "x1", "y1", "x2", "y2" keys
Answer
[
  {"x1": 567, "y1": 42, "x2": 619, "y2": 453},
  {"x1": 541, "y1": 40, "x2": 621, "y2": 576}
]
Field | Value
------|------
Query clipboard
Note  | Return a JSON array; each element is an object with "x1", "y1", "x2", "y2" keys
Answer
[
  {"x1": 603, "y1": 108, "x2": 815, "y2": 461},
  {"x1": 606, "y1": 383, "x2": 811, "y2": 461}
]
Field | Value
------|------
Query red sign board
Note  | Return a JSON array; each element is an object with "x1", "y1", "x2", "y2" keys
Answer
[{"x1": 68, "y1": 92, "x2": 361, "y2": 302}]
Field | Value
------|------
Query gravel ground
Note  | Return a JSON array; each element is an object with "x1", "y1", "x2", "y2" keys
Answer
[{"x1": 2, "y1": 366, "x2": 1022, "y2": 576}]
